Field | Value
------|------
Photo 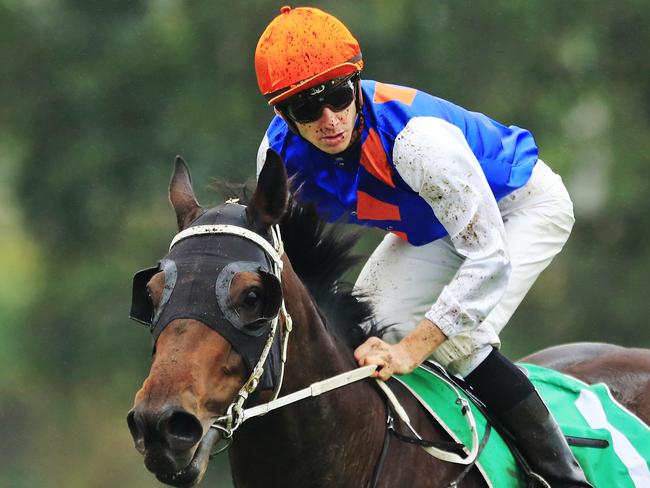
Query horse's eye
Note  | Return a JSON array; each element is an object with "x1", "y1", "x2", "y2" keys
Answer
[
  {"x1": 146, "y1": 286, "x2": 156, "y2": 306},
  {"x1": 146, "y1": 272, "x2": 166, "y2": 309},
  {"x1": 242, "y1": 288, "x2": 263, "y2": 310},
  {"x1": 225, "y1": 271, "x2": 275, "y2": 328}
]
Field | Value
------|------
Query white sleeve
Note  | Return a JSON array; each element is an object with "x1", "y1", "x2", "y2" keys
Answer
[
  {"x1": 256, "y1": 134, "x2": 270, "y2": 179},
  {"x1": 392, "y1": 117, "x2": 511, "y2": 337}
]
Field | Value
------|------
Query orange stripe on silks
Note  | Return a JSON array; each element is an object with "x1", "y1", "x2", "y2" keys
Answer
[
  {"x1": 357, "y1": 191, "x2": 401, "y2": 221},
  {"x1": 391, "y1": 231, "x2": 408, "y2": 241},
  {"x1": 360, "y1": 128, "x2": 395, "y2": 188},
  {"x1": 373, "y1": 82, "x2": 417, "y2": 106}
]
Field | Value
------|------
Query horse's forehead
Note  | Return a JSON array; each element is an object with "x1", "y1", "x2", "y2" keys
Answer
[
  {"x1": 193, "y1": 202, "x2": 250, "y2": 227},
  {"x1": 171, "y1": 202, "x2": 271, "y2": 263}
]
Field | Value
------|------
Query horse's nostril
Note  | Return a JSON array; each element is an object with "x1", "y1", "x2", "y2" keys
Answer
[
  {"x1": 127, "y1": 410, "x2": 146, "y2": 454},
  {"x1": 162, "y1": 410, "x2": 203, "y2": 451}
]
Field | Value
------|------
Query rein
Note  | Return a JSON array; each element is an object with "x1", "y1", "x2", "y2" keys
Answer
[{"x1": 167, "y1": 216, "x2": 482, "y2": 468}]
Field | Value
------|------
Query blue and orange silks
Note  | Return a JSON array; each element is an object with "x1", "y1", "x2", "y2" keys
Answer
[{"x1": 263, "y1": 80, "x2": 538, "y2": 246}]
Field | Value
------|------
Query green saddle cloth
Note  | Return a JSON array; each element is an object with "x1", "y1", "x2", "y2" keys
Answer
[{"x1": 395, "y1": 363, "x2": 650, "y2": 487}]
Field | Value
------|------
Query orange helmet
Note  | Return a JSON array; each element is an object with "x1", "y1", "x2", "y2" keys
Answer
[{"x1": 255, "y1": 6, "x2": 363, "y2": 105}]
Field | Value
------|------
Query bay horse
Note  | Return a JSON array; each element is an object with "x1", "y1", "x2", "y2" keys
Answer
[{"x1": 127, "y1": 151, "x2": 650, "y2": 487}]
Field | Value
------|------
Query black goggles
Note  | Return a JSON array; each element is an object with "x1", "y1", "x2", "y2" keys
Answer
[{"x1": 279, "y1": 75, "x2": 357, "y2": 124}]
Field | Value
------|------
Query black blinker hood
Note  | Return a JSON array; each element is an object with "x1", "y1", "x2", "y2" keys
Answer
[{"x1": 129, "y1": 203, "x2": 284, "y2": 391}]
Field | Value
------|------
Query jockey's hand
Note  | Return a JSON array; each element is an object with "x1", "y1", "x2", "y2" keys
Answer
[
  {"x1": 354, "y1": 318, "x2": 448, "y2": 381},
  {"x1": 354, "y1": 337, "x2": 420, "y2": 381}
]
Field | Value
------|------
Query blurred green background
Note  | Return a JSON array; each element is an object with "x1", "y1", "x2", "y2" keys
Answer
[{"x1": 1, "y1": 1, "x2": 648, "y2": 487}]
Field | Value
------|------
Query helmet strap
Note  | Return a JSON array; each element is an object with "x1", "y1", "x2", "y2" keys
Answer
[{"x1": 354, "y1": 75, "x2": 363, "y2": 112}]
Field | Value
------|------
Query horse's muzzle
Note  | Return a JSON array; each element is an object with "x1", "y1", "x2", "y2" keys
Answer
[{"x1": 127, "y1": 406, "x2": 218, "y2": 487}]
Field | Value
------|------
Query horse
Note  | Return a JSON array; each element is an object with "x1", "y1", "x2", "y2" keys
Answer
[{"x1": 127, "y1": 150, "x2": 650, "y2": 488}]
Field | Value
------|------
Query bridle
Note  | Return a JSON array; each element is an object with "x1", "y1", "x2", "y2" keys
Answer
[
  {"x1": 161, "y1": 210, "x2": 482, "y2": 469},
  {"x1": 167, "y1": 218, "x2": 294, "y2": 445}
]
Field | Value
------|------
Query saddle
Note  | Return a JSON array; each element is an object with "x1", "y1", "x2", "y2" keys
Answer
[{"x1": 390, "y1": 361, "x2": 650, "y2": 487}]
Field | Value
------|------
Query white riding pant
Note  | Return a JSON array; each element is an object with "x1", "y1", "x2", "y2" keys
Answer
[{"x1": 354, "y1": 160, "x2": 575, "y2": 377}]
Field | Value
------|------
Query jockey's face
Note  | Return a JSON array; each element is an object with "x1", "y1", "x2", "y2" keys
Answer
[
  {"x1": 294, "y1": 101, "x2": 357, "y2": 154},
  {"x1": 276, "y1": 76, "x2": 359, "y2": 155}
]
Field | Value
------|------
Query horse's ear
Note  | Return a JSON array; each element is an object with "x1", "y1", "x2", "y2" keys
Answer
[
  {"x1": 169, "y1": 156, "x2": 204, "y2": 231},
  {"x1": 248, "y1": 149, "x2": 288, "y2": 231}
]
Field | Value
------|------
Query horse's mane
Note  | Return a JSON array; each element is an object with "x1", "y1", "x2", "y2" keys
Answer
[
  {"x1": 279, "y1": 196, "x2": 378, "y2": 349},
  {"x1": 211, "y1": 181, "x2": 377, "y2": 349}
]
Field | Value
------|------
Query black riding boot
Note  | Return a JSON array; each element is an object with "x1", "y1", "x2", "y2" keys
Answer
[{"x1": 465, "y1": 349, "x2": 593, "y2": 488}]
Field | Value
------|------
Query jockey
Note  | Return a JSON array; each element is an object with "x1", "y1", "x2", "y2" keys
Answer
[{"x1": 255, "y1": 6, "x2": 590, "y2": 487}]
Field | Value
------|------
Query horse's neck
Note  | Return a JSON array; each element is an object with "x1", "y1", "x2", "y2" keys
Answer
[
  {"x1": 287, "y1": 295, "x2": 354, "y2": 385},
  {"x1": 230, "y1": 268, "x2": 483, "y2": 487},
  {"x1": 270, "y1": 264, "x2": 367, "y2": 398},
  {"x1": 229, "y1": 270, "x2": 387, "y2": 487},
  {"x1": 278, "y1": 258, "x2": 360, "y2": 388}
]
